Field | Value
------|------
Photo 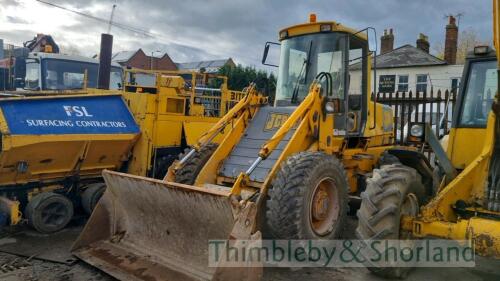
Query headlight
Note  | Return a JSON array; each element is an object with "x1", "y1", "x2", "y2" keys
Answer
[
  {"x1": 410, "y1": 124, "x2": 424, "y2": 137},
  {"x1": 325, "y1": 101, "x2": 335, "y2": 113}
]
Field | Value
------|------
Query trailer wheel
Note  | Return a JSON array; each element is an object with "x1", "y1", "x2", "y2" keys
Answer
[
  {"x1": 265, "y1": 152, "x2": 349, "y2": 239},
  {"x1": 81, "y1": 183, "x2": 106, "y2": 215},
  {"x1": 175, "y1": 143, "x2": 218, "y2": 185},
  {"x1": 356, "y1": 164, "x2": 424, "y2": 278},
  {"x1": 26, "y1": 192, "x2": 74, "y2": 234}
]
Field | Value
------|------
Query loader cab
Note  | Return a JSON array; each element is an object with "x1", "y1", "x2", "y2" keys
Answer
[
  {"x1": 447, "y1": 46, "x2": 497, "y2": 168},
  {"x1": 265, "y1": 17, "x2": 369, "y2": 136}
]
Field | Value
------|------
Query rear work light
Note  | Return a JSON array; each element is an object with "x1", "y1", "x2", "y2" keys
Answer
[{"x1": 474, "y1": 45, "x2": 490, "y2": 55}]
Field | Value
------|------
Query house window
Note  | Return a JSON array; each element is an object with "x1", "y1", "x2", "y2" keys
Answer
[
  {"x1": 451, "y1": 78, "x2": 460, "y2": 93},
  {"x1": 416, "y1": 74, "x2": 428, "y2": 93},
  {"x1": 397, "y1": 75, "x2": 409, "y2": 92}
]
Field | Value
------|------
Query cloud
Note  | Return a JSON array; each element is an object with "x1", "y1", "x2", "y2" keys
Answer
[
  {"x1": 6, "y1": 16, "x2": 30, "y2": 24},
  {"x1": 0, "y1": 0, "x2": 493, "y2": 70}
]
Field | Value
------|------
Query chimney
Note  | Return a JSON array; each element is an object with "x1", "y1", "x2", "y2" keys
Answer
[
  {"x1": 380, "y1": 28, "x2": 394, "y2": 54},
  {"x1": 416, "y1": 33, "x2": 430, "y2": 53},
  {"x1": 444, "y1": 16, "x2": 458, "y2": 64}
]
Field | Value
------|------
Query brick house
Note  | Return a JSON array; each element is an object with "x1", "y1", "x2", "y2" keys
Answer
[
  {"x1": 112, "y1": 49, "x2": 177, "y2": 70},
  {"x1": 351, "y1": 16, "x2": 463, "y2": 94}
]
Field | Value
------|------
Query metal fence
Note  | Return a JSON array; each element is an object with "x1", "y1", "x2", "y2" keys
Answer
[
  {"x1": 375, "y1": 88, "x2": 457, "y2": 148},
  {"x1": 123, "y1": 69, "x2": 246, "y2": 118}
]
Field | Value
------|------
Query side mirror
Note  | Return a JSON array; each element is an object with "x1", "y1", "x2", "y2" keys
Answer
[
  {"x1": 262, "y1": 41, "x2": 280, "y2": 67},
  {"x1": 366, "y1": 28, "x2": 377, "y2": 53}
]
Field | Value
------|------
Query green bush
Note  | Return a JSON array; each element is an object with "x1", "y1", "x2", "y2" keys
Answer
[{"x1": 218, "y1": 64, "x2": 276, "y2": 103}]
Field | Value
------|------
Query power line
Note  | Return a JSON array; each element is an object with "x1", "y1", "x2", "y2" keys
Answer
[
  {"x1": 36, "y1": 0, "x2": 154, "y2": 37},
  {"x1": 36, "y1": 0, "x2": 255, "y2": 64}
]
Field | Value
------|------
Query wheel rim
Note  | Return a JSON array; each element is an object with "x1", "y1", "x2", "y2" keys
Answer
[
  {"x1": 309, "y1": 177, "x2": 340, "y2": 236},
  {"x1": 41, "y1": 202, "x2": 69, "y2": 227}
]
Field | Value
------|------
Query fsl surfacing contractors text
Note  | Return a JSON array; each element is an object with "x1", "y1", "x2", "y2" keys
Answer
[{"x1": 25, "y1": 119, "x2": 128, "y2": 128}]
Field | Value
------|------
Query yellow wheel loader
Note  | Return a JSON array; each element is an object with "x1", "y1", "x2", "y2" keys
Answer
[
  {"x1": 356, "y1": 1, "x2": 500, "y2": 278},
  {"x1": 72, "y1": 15, "x2": 435, "y2": 281}
]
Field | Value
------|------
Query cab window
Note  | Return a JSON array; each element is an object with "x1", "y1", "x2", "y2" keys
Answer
[
  {"x1": 459, "y1": 60, "x2": 497, "y2": 127},
  {"x1": 25, "y1": 59, "x2": 40, "y2": 90}
]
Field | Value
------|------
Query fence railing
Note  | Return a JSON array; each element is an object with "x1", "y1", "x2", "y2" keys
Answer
[
  {"x1": 123, "y1": 68, "x2": 246, "y2": 118},
  {"x1": 375, "y1": 88, "x2": 457, "y2": 150}
]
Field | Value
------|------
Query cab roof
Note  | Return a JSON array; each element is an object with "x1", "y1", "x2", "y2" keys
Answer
[
  {"x1": 465, "y1": 49, "x2": 497, "y2": 60},
  {"x1": 279, "y1": 20, "x2": 368, "y2": 41},
  {"x1": 29, "y1": 52, "x2": 121, "y2": 67}
]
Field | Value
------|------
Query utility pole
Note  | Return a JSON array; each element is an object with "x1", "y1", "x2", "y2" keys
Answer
[
  {"x1": 107, "y1": 4, "x2": 117, "y2": 34},
  {"x1": 151, "y1": 50, "x2": 161, "y2": 70}
]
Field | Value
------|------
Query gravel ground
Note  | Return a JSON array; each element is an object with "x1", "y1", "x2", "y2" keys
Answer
[
  {"x1": 0, "y1": 218, "x2": 498, "y2": 281},
  {"x1": 0, "y1": 252, "x2": 110, "y2": 281}
]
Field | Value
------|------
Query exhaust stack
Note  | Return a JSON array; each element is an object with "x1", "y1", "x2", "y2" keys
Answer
[{"x1": 97, "y1": 33, "x2": 113, "y2": 90}]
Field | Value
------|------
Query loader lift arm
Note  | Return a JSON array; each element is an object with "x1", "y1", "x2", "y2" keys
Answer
[
  {"x1": 230, "y1": 80, "x2": 331, "y2": 197},
  {"x1": 165, "y1": 84, "x2": 265, "y2": 181}
]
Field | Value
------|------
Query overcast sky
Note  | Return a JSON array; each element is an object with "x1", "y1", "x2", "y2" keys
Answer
[{"x1": 0, "y1": 0, "x2": 493, "y2": 71}]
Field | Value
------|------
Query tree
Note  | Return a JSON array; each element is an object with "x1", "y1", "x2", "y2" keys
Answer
[
  {"x1": 433, "y1": 28, "x2": 489, "y2": 64},
  {"x1": 218, "y1": 64, "x2": 277, "y2": 103}
]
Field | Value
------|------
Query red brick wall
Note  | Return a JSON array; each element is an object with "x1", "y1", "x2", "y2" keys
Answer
[
  {"x1": 154, "y1": 54, "x2": 177, "y2": 70},
  {"x1": 124, "y1": 49, "x2": 149, "y2": 69},
  {"x1": 444, "y1": 16, "x2": 458, "y2": 65},
  {"x1": 380, "y1": 29, "x2": 394, "y2": 55},
  {"x1": 122, "y1": 49, "x2": 177, "y2": 70}
]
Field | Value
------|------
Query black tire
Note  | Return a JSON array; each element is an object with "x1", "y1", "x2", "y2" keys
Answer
[
  {"x1": 175, "y1": 143, "x2": 218, "y2": 184},
  {"x1": 81, "y1": 183, "x2": 106, "y2": 215},
  {"x1": 265, "y1": 152, "x2": 349, "y2": 239},
  {"x1": 356, "y1": 164, "x2": 424, "y2": 279},
  {"x1": 26, "y1": 192, "x2": 74, "y2": 234}
]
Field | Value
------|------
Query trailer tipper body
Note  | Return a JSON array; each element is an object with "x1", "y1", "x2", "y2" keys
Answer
[{"x1": 0, "y1": 93, "x2": 139, "y2": 232}]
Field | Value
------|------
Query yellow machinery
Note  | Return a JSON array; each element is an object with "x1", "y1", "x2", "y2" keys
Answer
[
  {"x1": 355, "y1": 1, "x2": 500, "y2": 278},
  {"x1": 0, "y1": 69, "x2": 244, "y2": 233},
  {"x1": 70, "y1": 15, "x2": 434, "y2": 281},
  {"x1": 119, "y1": 68, "x2": 245, "y2": 178}
]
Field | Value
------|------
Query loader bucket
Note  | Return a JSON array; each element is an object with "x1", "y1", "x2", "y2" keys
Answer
[{"x1": 72, "y1": 170, "x2": 262, "y2": 281}]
